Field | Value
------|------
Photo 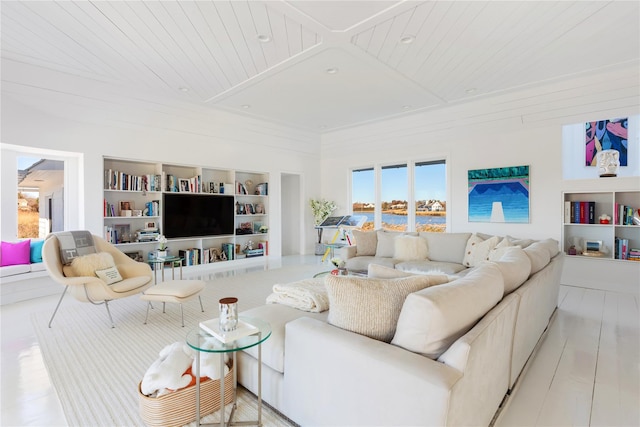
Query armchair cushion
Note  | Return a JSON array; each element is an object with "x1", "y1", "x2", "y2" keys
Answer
[{"x1": 68, "y1": 252, "x2": 116, "y2": 277}]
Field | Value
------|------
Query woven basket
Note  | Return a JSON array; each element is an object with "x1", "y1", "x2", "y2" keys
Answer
[{"x1": 138, "y1": 366, "x2": 234, "y2": 427}]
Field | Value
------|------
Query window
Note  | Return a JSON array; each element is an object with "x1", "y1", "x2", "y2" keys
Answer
[
  {"x1": 414, "y1": 161, "x2": 446, "y2": 232},
  {"x1": 351, "y1": 168, "x2": 375, "y2": 230},
  {"x1": 351, "y1": 160, "x2": 446, "y2": 233},
  {"x1": 381, "y1": 164, "x2": 408, "y2": 231}
]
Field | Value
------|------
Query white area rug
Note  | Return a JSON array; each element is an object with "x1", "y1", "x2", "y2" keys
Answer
[{"x1": 32, "y1": 263, "x2": 325, "y2": 426}]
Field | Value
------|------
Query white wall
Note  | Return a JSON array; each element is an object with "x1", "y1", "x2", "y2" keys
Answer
[
  {"x1": 320, "y1": 65, "x2": 640, "y2": 243},
  {"x1": 1, "y1": 97, "x2": 322, "y2": 255}
]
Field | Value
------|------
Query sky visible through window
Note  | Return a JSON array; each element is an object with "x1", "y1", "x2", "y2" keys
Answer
[{"x1": 352, "y1": 163, "x2": 446, "y2": 203}]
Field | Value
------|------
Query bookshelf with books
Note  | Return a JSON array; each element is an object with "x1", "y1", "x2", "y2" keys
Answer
[
  {"x1": 562, "y1": 191, "x2": 639, "y2": 262},
  {"x1": 104, "y1": 157, "x2": 269, "y2": 270}
]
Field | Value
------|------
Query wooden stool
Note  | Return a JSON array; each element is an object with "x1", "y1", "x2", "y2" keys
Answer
[{"x1": 141, "y1": 280, "x2": 205, "y2": 327}]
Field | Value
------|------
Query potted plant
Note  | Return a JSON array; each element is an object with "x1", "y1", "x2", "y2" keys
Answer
[
  {"x1": 156, "y1": 235, "x2": 168, "y2": 258},
  {"x1": 310, "y1": 199, "x2": 337, "y2": 254}
]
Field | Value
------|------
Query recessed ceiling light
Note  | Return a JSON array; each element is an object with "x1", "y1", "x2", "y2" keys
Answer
[
  {"x1": 319, "y1": 125, "x2": 327, "y2": 130},
  {"x1": 465, "y1": 88, "x2": 477, "y2": 94},
  {"x1": 178, "y1": 87, "x2": 190, "y2": 92},
  {"x1": 241, "y1": 104, "x2": 251, "y2": 109},
  {"x1": 402, "y1": 105, "x2": 412, "y2": 110},
  {"x1": 326, "y1": 67, "x2": 339, "y2": 75},
  {"x1": 257, "y1": 34, "x2": 272, "y2": 43},
  {"x1": 400, "y1": 35, "x2": 415, "y2": 44}
]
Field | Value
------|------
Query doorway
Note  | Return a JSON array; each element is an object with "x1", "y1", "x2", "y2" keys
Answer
[{"x1": 280, "y1": 173, "x2": 301, "y2": 255}]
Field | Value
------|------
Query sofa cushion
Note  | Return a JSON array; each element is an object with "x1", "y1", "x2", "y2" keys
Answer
[
  {"x1": 391, "y1": 263, "x2": 504, "y2": 359},
  {"x1": 536, "y1": 238, "x2": 560, "y2": 258},
  {"x1": 240, "y1": 304, "x2": 328, "y2": 373},
  {"x1": 394, "y1": 235, "x2": 428, "y2": 261},
  {"x1": 506, "y1": 235, "x2": 534, "y2": 249},
  {"x1": 353, "y1": 230, "x2": 377, "y2": 256},
  {"x1": 0, "y1": 264, "x2": 31, "y2": 277},
  {"x1": 523, "y1": 242, "x2": 552, "y2": 274},
  {"x1": 368, "y1": 264, "x2": 417, "y2": 279},
  {"x1": 488, "y1": 237, "x2": 515, "y2": 261},
  {"x1": 376, "y1": 231, "x2": 400, "y2": 258},
  {"x1": 326, "y1": 274, "x2": 449, "y2": 343},
  {"x1": 394, "y1": 260, "x2": 467, "y2": 275},
  {"x1": 487, "y1": 246, "x2": 532, "y2": 294},
  {"x1": 344, "y1": 256, "x2": 395, "y2": 272},
  {"x1": 1, "y1": 240, "x2": 31, "y2": 267},
  {"x1": 462, "y1": 234, "x2": 499, "y2": 267},
  {"x1": 419, "y1": 232, "x2": 472, "y2": 263}
]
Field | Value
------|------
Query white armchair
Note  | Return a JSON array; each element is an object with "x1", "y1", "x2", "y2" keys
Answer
[{"x1": 42, "y1": 232, "x2": 153, "y2": 328}]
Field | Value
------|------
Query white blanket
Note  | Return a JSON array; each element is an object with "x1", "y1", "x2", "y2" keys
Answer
[{"x1": 266, "y1": 277, "x2": 329, "y2": 312}]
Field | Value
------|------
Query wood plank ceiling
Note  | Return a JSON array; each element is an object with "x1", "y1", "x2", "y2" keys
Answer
[{"x1": 1, "y1": 1, "x2": 639, "y2": 132}]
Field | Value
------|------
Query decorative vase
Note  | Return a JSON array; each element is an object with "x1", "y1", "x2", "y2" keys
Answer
[
  {"x1": 596, "y1": 149, "x2": 620, "y2": 177},
  {"x1": 157, "y1": 250, "x2": 167, "y2": 258},
  {"x1": 219, "y1": 297, "x2": 238, "y2": 332}
]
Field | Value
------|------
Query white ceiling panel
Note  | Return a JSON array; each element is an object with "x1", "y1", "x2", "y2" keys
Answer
[{"x1": 1, "y1": 1, "x2": 638, "y2": 132}]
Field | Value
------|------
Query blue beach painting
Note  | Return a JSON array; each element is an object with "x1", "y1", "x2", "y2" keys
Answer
[{"x1": 468, "y1": 165, "x2": 529, "y2": 223}]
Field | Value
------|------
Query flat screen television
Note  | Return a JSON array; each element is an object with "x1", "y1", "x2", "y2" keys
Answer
[{"x1": 163, "y1": 193, "x2": 235, "y2": 238}]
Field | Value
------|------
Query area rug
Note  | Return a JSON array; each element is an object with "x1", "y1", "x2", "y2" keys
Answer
[{"x1": 31, "y1": 263, "x2": 324, "y2": 426}]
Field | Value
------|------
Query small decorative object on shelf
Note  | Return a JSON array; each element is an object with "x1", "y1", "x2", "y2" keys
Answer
[
  {"x1": 259, "y1": 225, "x2": 268, "y2": 233},
  {"x1": 599, "y1": 214, "x2": 611, "y2": 224},
  {"x1": 595, "y1": 149, "x2": 620, "y2": 177},
  {"x1": 567, "y1": 245, "x2": 577, "y2": 255},
  {"x1": 156, "y1": 235, "x2": 168, "y2": 258}
]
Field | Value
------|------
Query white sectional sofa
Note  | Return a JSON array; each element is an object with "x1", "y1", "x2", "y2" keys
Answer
[{"x1": 238, "y1": 231, "x2": 563, "y2": 426}]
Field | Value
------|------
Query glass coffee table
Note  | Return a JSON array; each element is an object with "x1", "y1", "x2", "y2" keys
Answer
[{"x1": 186, "y1": 316, "x2": 271, "y2": 427}]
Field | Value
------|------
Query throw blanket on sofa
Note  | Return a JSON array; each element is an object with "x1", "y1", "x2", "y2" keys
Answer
[{"x1": 266, "y1": 278, "x2": 329, "y2": 312}]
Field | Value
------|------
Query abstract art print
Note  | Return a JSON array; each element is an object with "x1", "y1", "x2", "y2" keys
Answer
[
  {"x1": 585, "y1": 118, "x2": 628, "y2": 167},
  {"x1": 468, "y1": 165, "x2": 529, "y2": 223}
]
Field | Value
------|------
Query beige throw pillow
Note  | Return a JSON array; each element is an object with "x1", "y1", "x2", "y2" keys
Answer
[
  {"x1": 353, "y1": 230, "x2": 378, "y2": 256},
  {"x1": 325, "y1": 274, "x2": 449, "y2": 342},
  {"x1": 70, "y1": 252, "x2": 116, "y2": 277},
  {"x1": 375, "y1": 231, "x2": 399, "y2": 258},
  {"x1": 393, "y1": 235, "x2": 429, "y2": 261},
  {"x1": 462, "y1": 234, "x2": 499, "y2": 267},
  {"x1": 488, "y1": 237, "x2": 514, "y2": 261}
]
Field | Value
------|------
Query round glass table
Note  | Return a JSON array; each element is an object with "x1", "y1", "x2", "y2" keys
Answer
[
  {"x1": 186, "y1": 316, "x2": 271, "y2": 427},
  {"x1": 146, "y1": 255, "x2": 183, "y2": 284}
]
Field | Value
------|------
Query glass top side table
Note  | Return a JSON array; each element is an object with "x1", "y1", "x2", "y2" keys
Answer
[
  {"x1": 147, "y1": 255, "x2": 183, "y2": 284},
  {"x1": 186, "y1": 316, "x2": 272, "y2": 427}
]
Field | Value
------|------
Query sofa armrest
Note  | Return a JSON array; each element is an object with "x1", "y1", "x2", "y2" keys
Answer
[
  {"x1": 335, "y1": 245, "x2": 357, "y2": 260},
  {"x1": 283, "y1": 317, "x2": 461, "y2": 426}
]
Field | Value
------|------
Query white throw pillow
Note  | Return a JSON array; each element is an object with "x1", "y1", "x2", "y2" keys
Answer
[
  {"x1": 488, "y1": 237, "x2": 514, "y2": 261},
  {"x1": 523, "y1": 242, "x2": 551, "y2": 274},
  {"x1": 325, "y1": 274, "x2": 449, "y2": 343},
  {"x1": 391, "y1": 263, "x2": 504, "y2": 359},
  {"x1": 70, "y1": 252, "x2": 116, "y2": 277},
  {"x1": 486, "y1": 246, "x2": 531, "y2": 294},
  {"x1": 353, "y1": 230, "x2": 377, "y2": 256},
  {"x1": 393, "y1": 235, "x2": 429, "y2": 261},
  {"x1": 375, "y1": 231, "x2": 399, "y2": 258},
  {"x1": 462, "y1": 234, "x2": 500, "y2": 267},
  {"x1": 95, "y1": 266, "x2": 124, "y2": 285}
]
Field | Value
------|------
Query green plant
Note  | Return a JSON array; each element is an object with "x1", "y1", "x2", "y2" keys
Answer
[{"x1": 310, "y1": 199, "x2": 337, "y2": 226}]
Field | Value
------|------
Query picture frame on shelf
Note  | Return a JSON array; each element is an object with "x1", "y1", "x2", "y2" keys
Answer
[
  {"x1": 236, "y1": 202, "x2": 245, "y2": 215},
  {"x1": 255, "y1": 203, "x2": 264, "y2": 214},
  {"x1": 253, "y1": 221, "x2": 263, "y2": 234},
  {"x1": 245, "y1": 203, "x2": 254, "y2": 214},
  {"x1": 240, "y1": 221, "x2": 253, "y2": 231},
  {"x1": 143, "y1": 221, "x2": 158, "y2": 230},
  {"x1": 179, "y1": 179, "x2": 189, "y2": 192},
  {"x1": 119, "y1": 200, "x2": 134, "y2": 217},
  {"x1": 584, "y1": 240, "x2": 603, "y2": 253}
]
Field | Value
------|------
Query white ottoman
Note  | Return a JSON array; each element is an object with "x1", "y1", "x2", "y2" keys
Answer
[{"x1": 141, "y1": 279, "x2": 205, "y2": 327}]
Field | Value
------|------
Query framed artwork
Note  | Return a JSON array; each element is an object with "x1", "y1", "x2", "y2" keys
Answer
[
  {"x1": 113, "y1": 224, "x2": 131, "y2": 243},
  {"x1": 253, "y1": 221, "x2": 263, "y2": 233},
  {"x1": 468, "y1": 165, "x2": 530, "y2": 223},
  {"x1": 179, "y1": 179, "x2": 190, "y2": 192},
  {"x1": 255, "y1": 203, "x2": 264, "y2": 214},
  {"x1": 585, "y1": 118, "x2": 628, "y2": 167},
  {"x1": 119, "y1": 200, "x2": 134, "y2": 216}
]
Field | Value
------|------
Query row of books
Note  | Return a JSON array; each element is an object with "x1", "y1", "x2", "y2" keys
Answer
[
  {"x1": 614, "y1": 237, "x2": 639, "y2": 260},
  {"x1": 614, "y1": 204, "x2": 639, "y2": 226},
  {"x1": 103, "y1": 199, "x2": 159, "y2": 217},
  {"x1": 104, "y1": 169, "x2": 161, "y2": 192},
  {"x1": 165, "y1": 173, "x2": 202, "y2": 193},
  {"x1": 564, "y1": 201, "x2": 596, "y2": 224}
]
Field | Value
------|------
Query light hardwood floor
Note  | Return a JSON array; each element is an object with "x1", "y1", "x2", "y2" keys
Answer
[{"x1": 1, "y1": 256, "x2": 638, "y2": 426}]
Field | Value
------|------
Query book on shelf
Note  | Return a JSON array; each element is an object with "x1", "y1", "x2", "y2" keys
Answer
[{"x1": 567, "y1": 200, "x2": 596, "y2": 224}]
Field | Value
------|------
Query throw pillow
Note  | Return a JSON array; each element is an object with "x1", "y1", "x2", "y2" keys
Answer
[
  {"x1": 462, "y1": 234, "x2": 499, "y2": 267},
  {"x1": 488, "y1": 237, "x2": 514, "y2": 261},
  {"x1": 95, "y1": 266, "x2": 124, "y2": 285},
  {"x1": 70, "y1": 252, "x2": 116, "y2": 277},
  {"x1": 393, "y1": 235, "x2": 428, "y2": 261},
  {"x1": 486, "y1": 246, "x2": 532, "y2": 294},
  {"x1": 391, "y1": 263, "x2": 504, "y2": 359},
  {"x1": 30, "y1": 239, "x2": 44, "y2": 263},
  {"x1": 1, "y1": 240, "x2": 31, "y2": 267},
  {"x1": 376, "y1": 230, "x2": 399, "y2": 258},
  {"x1": 523, "y1": 242, "x2": 551, "y2": 274},
  {"x1": 353, "y1": 230, "x2": 377, "y2": 256},
  {"x1": 325, "y1": 274, "x2": 449, "y2": 343}
]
